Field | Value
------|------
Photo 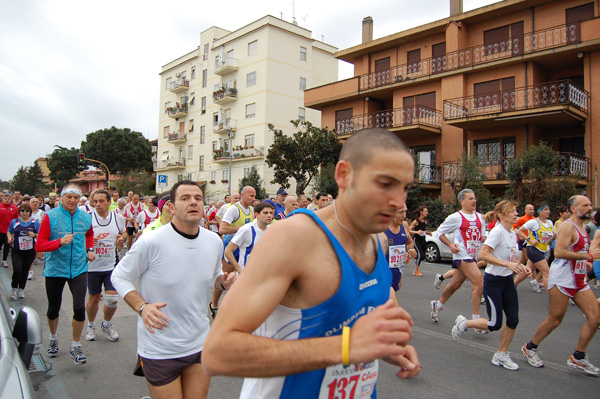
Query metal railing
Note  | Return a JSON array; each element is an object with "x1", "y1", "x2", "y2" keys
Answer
[
  {"x1": 169, "y1": 78, "x2": 189, "y2": 91},
  {"x1": 213, "y1": 119, "x2": 237, "y2": 132},
  {"x1": 443, "y1": 80, "x2": 588, "y2": 121},
  {"x1": 160, "y1": 158, "x2": 186, "y2": 169},
  {"x1": 213, "y1": 87, "x2": 238, "y2": 101},
  {"x1": 557, "y1": 152, "x2": 589, "y2": 179},
  {"x1": 335, "y1": 106, "x2": 442, "y2": 136},
  {"x1": 215, "y1": 57, "x2": 239, "y2": 71},
  {"x1": 166, "y1": 104, "x2": 188, "y2": 116},
  {"x1": 167, "y1": 131, "x2": 187, "y2": 142},
  {"x1": 359, "y1": 22, "x2": 580, "y2": 91},
  {"x1": 416, "y1": 164, "x2": 442, "y2": 185}
]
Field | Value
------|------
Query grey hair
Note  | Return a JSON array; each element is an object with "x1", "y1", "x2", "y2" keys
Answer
[
  {"x1": 117, "y1": 198, "x2": 127, "y2": 205},
  {"x1": 567, "y1": 195, "x2": 578, "y2": 213},
  {"x1": 216, "y1": 200, "x2": 225, "y2": 206},
  {"x1": 457, "y1": 188, "x2": 474, "y2": 202}
]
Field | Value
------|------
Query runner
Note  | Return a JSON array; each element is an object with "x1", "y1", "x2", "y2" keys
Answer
[
  {"x1": 135, "y1": 197, "x2": 160, "y2": 236},
  {"x1": 274, "y1": 195, "x2": 298, "y2": 221},
  {"x1": 202, "y1": 127, "x2": 420, "y2": 397},
  {"x1": 409, "y1": 206, "x2": 430, "y2": 277},
  {"x1": 143, "y1": 194, "x2": 173, "y2": 234},
  {"x1": 0, "y1": 192, "x2": 19, "y2": 268},
  {"x1": 451, "y1": 200, "x2": 531, "y2": 370},
  {"x1": 274, "y1": 189, "x2": 287, "y2": 216},
  {"x1": 111, "y1": 180, "x2": 235, "y2": 399},
  {"x1": 6, "y1": 203, "x2": 40, "y2": 299},
  {"x1": 513, "y1": 204, "x2": 535, "y2": 266},
  {"x1": 27, "y1": 197, "x2": 45, "y2": 279},
  {"x1": 109, "y1": 191, "x2": 120, "y2": 211},
  {"x1": 124, "y1": 194, "x2": 143, "y2": 250},
  {"x1": 547, "y1": 205, "x2": 571, "y2": 266},
  {"x1": 434, "y1": 270, "x2": 455, "y2": 290},
  {"x1": 85, "y1": 189, "x2": 127, "y2": 343},
  {"x1": 430, "y1": 189, "x2": 486, "y2": 328},
  {"x1": 522, "y1": 195, "x2": 600, "y2": 375},
  {"x1": 380, "y1": 207, "x2": 417, "y2": 291},
  {"x1": 206, "y1": 200, "x2": 224, "y2": 234},
  {"x1": 11, "y1": 190, "x2": 23, "y2": 207},
  {"x1": 589, "y1": 211, "x2": 600, "y2": 290}
]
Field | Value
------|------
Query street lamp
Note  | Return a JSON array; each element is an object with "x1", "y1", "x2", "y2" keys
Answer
[{"x1": 227, "y1": 128, "x2": 235, "y2": 194}]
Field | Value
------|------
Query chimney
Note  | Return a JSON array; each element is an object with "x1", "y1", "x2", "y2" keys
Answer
[
  {"x1": 450, "y1": 0, "x2": 463, "y2": 16},
  {"x1": 362, "y1": 16, "x2": 373, "y2": 43}
]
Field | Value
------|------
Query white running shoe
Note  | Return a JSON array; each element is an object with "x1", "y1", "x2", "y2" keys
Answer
[
  {"x1": 451, "y1": 315, "x2": 467, "y2": 340},
  {"x1": 475, "y1": 328, "x2": 489, "y2": 334},
  {"x1": 434, "y1": 274, "x2": 443, "y2": 290},
  {"x1": 492, "y1": 352, "x2": 519, "y2": 370},
  {"x1": 9, "y1": 289, "x2": 18, "y2": 300},
  {"x1": 27, "y1": 270, "x2": 33, "y2": 280},
  {"x1": 2, "y1": 260, "x2": 8, "y2": 268},
  {"x1": 529, "y1": 279, "x2": 541, "y2": 293},
  {"x1": 85, "y1": 326, "x2": 97, "y2": 341},
  {"x1": 101, "y1": 322, "x2": 119, "y2": 342},
  {"x1": 69, "y1": 345, "x2": 87, "y2": 365},
  {"x1": 47, "y1": 337, "x2": 59, "y2": 358},
  {"x1": 17, "y1": 289, "x2": 25, "y2": 299},
  {"x1": 521, "y1": 344, "x2": 544, "y2": 368},
  {"x1": 567, "y1": 355, "x2": 600, "y2": 375},
  {"x1": 430, "y1": 300, "x2": 441, "y2": 323}
]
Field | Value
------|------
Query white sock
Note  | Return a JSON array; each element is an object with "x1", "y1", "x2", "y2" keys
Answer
[
  {"x1": 49, "y1": 334, "x2": 58, "y2": 341},
  {"x1": 71, "y1": 341, "x2": 81, "y2": 348},
  {"x1": 437, "y1": 301, "x2": 444, "y2": 310},
  {"x1": 472, "y1": 314, "x2": 480, "y2": 320},
  {"x1": 88, "y1": 321, "x2": 95, "y2": 327},
  {"x1": 102, "y1": 320, "x2": 111, "y2": 327}
]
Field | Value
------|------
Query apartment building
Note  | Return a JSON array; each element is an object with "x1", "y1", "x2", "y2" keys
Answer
[
  {"x1": 305, "y1": 0, "x2": 599, "y2": 205},
  {"x1": 155, "y1": 15, "x2": 337, "y2": 203}
]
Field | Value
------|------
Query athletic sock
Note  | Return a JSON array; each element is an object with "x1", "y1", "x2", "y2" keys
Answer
[
  {"x1": 573, "y1": 350, "x2": 586, "y2": 360},
  {"x1": 437, "y1": 301, "x2": 444, "y2": 310},
  {"x1": 439, "y1": 275, "x2": 445, "y2": 281},
  {"x1": 71, "y1": 341, "x2": 81, "y2": 349},
  {"x1": 88, "y1": 321, "x2": 95, "y2": 327},
  {"x1": 526, "y1": 341, "x2": 538, "y2": 350},
  {"x1": 102, "y1": 320, "x2": 111, "y2": 328},
  {"x1": 472, "y1": 314, "x2": 480, "y2": 320},
  {"x1": 49, "y1": 334, "x2": 58, "y2": 341}
]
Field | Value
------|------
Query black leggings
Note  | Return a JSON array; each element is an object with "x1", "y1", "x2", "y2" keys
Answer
[
  {"x1": 414, "y1": 236, "x2": 426, "y2": 266},
  {"x1": 45, "y1": 273, "x2": 88, "y2": 322},
  {"x1": 11, "y1": 249, "x2": 36, "y2": 289},
  {"x1": 0, "y1": 233, "x2": 10, "y2": 261}
]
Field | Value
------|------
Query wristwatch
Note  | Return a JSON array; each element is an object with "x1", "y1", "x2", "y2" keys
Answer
[{"x1": 87, "y1": 248, "x2": 93, "y2": 252}]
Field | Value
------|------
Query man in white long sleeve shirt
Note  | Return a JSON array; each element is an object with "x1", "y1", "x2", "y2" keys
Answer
[{"x1": 111, "y1": 180, "x2": 236, "y2": 399}]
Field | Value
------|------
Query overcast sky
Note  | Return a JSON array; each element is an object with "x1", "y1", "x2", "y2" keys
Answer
[{"x1": 0, "y1": 0, "x2": 499, "y2": 182}]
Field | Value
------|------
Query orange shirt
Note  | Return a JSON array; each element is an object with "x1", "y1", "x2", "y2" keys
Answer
[{"x1": 513, "y1": 214, "x2": 535, "y2": 237}]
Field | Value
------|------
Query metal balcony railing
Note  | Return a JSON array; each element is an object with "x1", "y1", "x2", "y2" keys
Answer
[
  {"x1": 169, "y1": 78, "x2": 189, "y2": 92},
  {"x1": 443, "y1": 80, "x2": 588, "y2": 121},
  {"x1": 416, "y1": 164, "x2": 442, "y2": 185},
  {"x1": 557, "y1": 152, "x2": 589, "y2": 179},
  {"x1": 335, "y1": 105, "x2": 442, "y2": 136},
  {"x1": 167, "y1": 131, "x2": 187, "y2": 142}
]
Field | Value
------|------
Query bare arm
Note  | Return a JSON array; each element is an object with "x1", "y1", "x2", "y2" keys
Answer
[
  {"x1": 515, "y1": 226, "x2": 534, "y2": 245},
  {"x1": 224, "y1": 242, "x2": 243, "y2": 274},
  {"x1": 219, "y1": 221, "x2": 239, "y2": 235},
  {"x1": 590, "y1": 229, "x2": 600, "y2": 255},
  {"x1": 555, "y1": 222, "x2": 600, "y2": 260},
  {"x1": 404, "y1": 221, "x2": 417, "y2": 258},
  {"x1": 478, "y1": 244, "x2": 530, "y2": 276},
  {"x1": 408, "y1": 219, "x2": 422, "y2": 236}
]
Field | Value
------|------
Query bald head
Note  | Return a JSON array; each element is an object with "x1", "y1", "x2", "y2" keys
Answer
[
  {"x1": 339, "y1": 127, "x2": 409, "y2": 173},
  {"x1": 284, "y1": 195, "x2": 298, "y2": 213},
  {"x1": 240, "y1": 186, "x2": 256, "y2": 207}
]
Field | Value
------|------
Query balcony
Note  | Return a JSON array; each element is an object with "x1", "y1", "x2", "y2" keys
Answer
[
  {"x1": 415, "y1": 164, "x2": 442, "y2": 188},
  {"x1": 169, "y1": 78, "x2": 189, "y2": 93},
  {"x1": 167, "y1": 103, "x2": 188, "y2": 119},
  {"x1": 443, "y1": 80, "x2": 588, "y2": 129},
  {"x1": 213, "y1": 146, "x2": 264, "y2": 163},
  {"x1": 167, "y1": 131, "x2": 187, "y2": 144},
  {"x1": 213, "y1": 119, "x2": 237, "y2": 134},
  {"x1": 156, "y1": 158, "x2": 186, "y2": 171},
  {"x1": 214, "y1": 57, "x2": 239, "y2": 75},
  {"x1": 335, "y1": 106, "x2": 442, "y2": 138},
  {"x1": 213, "y1": 87, "x2": 237, "y2": 104},
  {"x1": 359, "y1": 22, "x2": 581, "y2": 92}
]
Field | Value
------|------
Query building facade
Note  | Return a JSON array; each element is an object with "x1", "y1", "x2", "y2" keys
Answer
[
  {"x1": 155, "y1": 15, "x2": 338, "y2": 203},
  {"x1": 305, "y1": 0, "x2": 599, "y2": 205}
]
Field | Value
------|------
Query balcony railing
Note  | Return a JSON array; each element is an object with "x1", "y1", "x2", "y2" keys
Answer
[
  {"x1": 213, "y1": 146, "x2": 264, "y2": 162},
  {"x1": 359, "y1": 22, "x2": 580, "y2": 91},
  {"x1": 167, "y1": 104, "x2": 188, "y2": 118},
  {"x1": 558, "y1": 152, "x2": 589, "y2": 179},
  {"x1": 159, "y1": 158, "x2": 186, "y2": 169},
  {"x1": 169, "y1": 78, "x2": 189, "y2": 93},
  {"x1": 213, "y1": 87, "x2": 238, "y2": 103},
  {"x1": 214, "y1": 57, "x2": 239, "y2": 75},
  {"x1": 213, "y1": 119, "x2": 237, "y2": 133},
  {"x1": 167, "y1": 131, "x2": 187, "y2": 143},
  {"x1": 336, "y1": 106, "x2": 442, "y2": 136},
  {"x1": 443, "y1": 80, "x2": 588, "y2": 121},
  {"x1": 416, "y1": 164, "x2": 442, "y2": 185}
]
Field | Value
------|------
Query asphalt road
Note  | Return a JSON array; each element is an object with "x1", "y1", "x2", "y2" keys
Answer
[{"x1": 3, "y1": 257, "x2": 600, "y2": 399}]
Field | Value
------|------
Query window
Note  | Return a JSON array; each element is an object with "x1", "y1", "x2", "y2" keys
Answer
[
  {"x1": 203, "y1": 44, "x2": 209, "y2": 60},
  {"x1": 165, "y1": 101, "x2": 171, "y2": 113},
  {"x1": 165, "y1": 77, "x2": 171, "y2": 90},
  {"x1": 210, "y1": 170, "x2": 217, "y2": 181},
  {"x1": 244, "y1": 167, "x2": 252, "y2": 178},
  {"x1": 222, "y1": 169, "x2": 230, "y2": 181},
  {"x1": 191, "y1": 67, "x2": 196, "y2": 79},
  {"x1": 300, "y1": 46, "x2": 307, "y2": 61},
  {"x1": 299, "y1": 77, "x2": 306, "y2": 90},
  {"x1": 475, "y1": 138, "x2": 515, "y2": 179},
  {"x1": 335, "y1": 108, "x2": 353, "y2": 134},
  {"x1": 247, "y1": 71, "x2": 256, "y2": 87},
  {"x1": 179, "y1": 121, "x2": 185, "y2": 132},
  {"x1": 248, "y1": 40, "x2": 258, "y2": 56},
  {"x1": 188, "y1": 145, "x2": 193, "y2": 159},
  {"x1": 410, "y1": 145, "x2": 437, "y2": 184},
  {"x1": 473, "y1": 77, "x2": 515, "y2": 112},
  {"x1": 202, "y1": 69, "x2": 207, "y2": 88},
  {"x1": 566, "y1": 3, "x2": 593, "y2": 43},
  {"x1": 223, "y1": 140, "x2": 231, "y2": 151},
  {"x1": 181, "y1": 71, "x2": 187, "y2": 79},
  {"x1": 298, "y1": 107, "x2": 305, "y2": 121},
  {"x1": 212, "y1": 141, "x2": 218, "y2": 152},
  {"x1": 189, "y1": 93, "x2": 195, "y2": 105},
  {"x1": 403, "y1": 92, "x2": 436, "y2": 125},
  {"x1": 177, "y1": 174, "x2": 183, "y2": 182},
  {"x1": 163, "y1": 125, "x2": 170, "y2": 138},
  {"x1": 245, "y1": 134, "x2": 255, "y2": 147},
  {"x1": 246, "y1": 103, "x2": 256, "y2": 118},
  {"x1": 162, "y1": 151, "x2": 169, "y2": 161},
  {"x1": 199, "y1": 155, "x2": 204, "y2": 171},
  {"x1": 375, "y1": 57, "x2": 390, "y2": 85},
  {"x1": 201, "y1": 97, "x2": 206, "y2": 114},
  {"x1": 200, "y1": 126, "x2": 205, "y2": 143},
  {"x1": 483, "y1": 22, "x2": 523, "y2": 56},
  {"x1": 407, "y1": 49, "x2": 421, "y2": 74},
  {"x1": 188, "y1": 119, "x2": 194, "y2": 132}
]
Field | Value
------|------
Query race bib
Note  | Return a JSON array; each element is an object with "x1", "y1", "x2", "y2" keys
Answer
[
  {"x1": 319, "y1": 360, "x2": 378, "y2": 399},
  {"x1": 389, "y1": 244, "x2": 406, "y2": 268},
  {"x1": 95, "y1": 239, "x2": 115, "y2": 258},
  {"x1": 539, "y1": 231, "x2": 553, "y2": 244},
  {"x1": 509, "y1": 247, "x2": 518, "y2": 263},
  {"x1": 18, "y1": 236, "x2": 33, "y2": 251},
  {"x1": 574, "y1": 260, "x2": 587, "y2": 275},
  {"x1": 466, "y1": 240, "x2": 481, "y2": 257}
]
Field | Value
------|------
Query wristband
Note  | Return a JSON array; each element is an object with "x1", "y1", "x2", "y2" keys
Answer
[
  {"x1": 220, "y1": 280, "x2": 226, "y2": 290},
  {"x1": 342, "y1": 326, "x2": 350, "y2": 366},
  {"x1": 590, "y1": 253, "x2": 594, "y2": 261},
  {"x1": 138, "y1": 302, "x2": 149, "y2": 316}
]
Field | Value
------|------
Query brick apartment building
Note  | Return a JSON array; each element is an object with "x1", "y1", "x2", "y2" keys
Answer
[{"x1": 305, "y1": 0, "x2": 599, "y2": 205}]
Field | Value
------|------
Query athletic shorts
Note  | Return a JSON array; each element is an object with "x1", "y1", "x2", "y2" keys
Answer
[
  {"x1": 127, "y1": 226, "x2": 136, "y2": 236},
  {"x1": 88, "y1": 270, "x2": 115, "y2": 295},
  {"x1": 593, "y1": 260, "x2": 600, "y2": 280},
  {"x1": 451, "y1": 259, "x2": 475, "y2": 269},
  {"x1": 526, "y1": 246, "x2": 547, "y2": 263},
  {"x1": 134, "y1": 351, "x2": 202, "y2": 386},
  {"x1": 517, "y1": 239, "x2": 525, "y2": 250},
  {"x1": 548, "y1": 283, "x2": 591, "y2": 298},
  {"x1": 390, "y1": 267, "x2": 402, "y2": 292}
]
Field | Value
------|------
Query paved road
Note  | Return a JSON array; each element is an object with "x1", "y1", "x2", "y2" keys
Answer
[{"x1": 3, "y1": 257, "x2": 600, "y2": 399}]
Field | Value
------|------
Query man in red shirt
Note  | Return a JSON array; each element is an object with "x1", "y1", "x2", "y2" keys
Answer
[
  {"x1": 513, "y1": 204, "x2": 535, "y2": 265},
  {"x1": 0, "y1": 193, "x2": 19, "y2": 267}
]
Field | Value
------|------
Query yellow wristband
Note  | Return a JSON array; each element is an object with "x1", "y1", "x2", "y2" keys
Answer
[{"x1": 342, "y1": 326, "x2": 350, "y2": 366}]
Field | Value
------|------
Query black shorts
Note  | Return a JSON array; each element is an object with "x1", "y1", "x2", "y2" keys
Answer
[
  {"x1": 517, "y1": 239, "x2": 525, "y2": 250},
  {"x1": 526, "y1": 246, "x2": 547, "y2": 263},
  {"x1": 451, "y1": 259, "x2": 475, "y2": 269},
  {"x1": 127, "y1": 227, "x2": 136, "y2": 236},
  {"x1": 390, "y1": 267, "x2": 402, "y2": 292},
  {"x1": 88, "y1": 270, "x2": 115, "y2": 295},
  {"x1": 134, "y1": 351, "x2": 202, "y2": 386}
]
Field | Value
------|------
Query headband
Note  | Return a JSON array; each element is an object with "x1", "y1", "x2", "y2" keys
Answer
[
  {"x1": 158, "y1": 195, "x2": 171, "y2": 212},
  {"x1": 61, "y1": 186, "x2": 83, "y2": 197},
  {"x1": 537, "y1": 205, "x2": 549, "y2": 213}
]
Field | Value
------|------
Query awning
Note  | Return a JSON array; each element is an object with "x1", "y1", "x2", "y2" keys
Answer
[
  {"x1": 188, "y1": 119, "x2": 194, "y2": 132},
  {"x1": 160, "y1": 154, "x2": 169, "y2": 161}
]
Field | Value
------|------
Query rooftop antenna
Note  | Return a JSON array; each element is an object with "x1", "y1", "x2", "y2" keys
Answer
[
  {"x1": 291, "y1": 0, "x2": 297, "y2": 25},
  {"x1": 321, "y1": 35, "x2": 324, "y2": 42},
  {"x1": 279, "y1": 12, "x2": 283, "y2": 19},
  {"x1": 301, "y1": 14, "x2": 308, "y2": 27}
]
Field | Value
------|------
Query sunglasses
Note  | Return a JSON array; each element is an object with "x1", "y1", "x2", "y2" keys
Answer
[{"x1": 20, "y1": 210, "x2": 31, "y2": 213}]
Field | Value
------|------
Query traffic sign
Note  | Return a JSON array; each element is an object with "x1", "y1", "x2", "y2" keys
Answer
[{"x1": 158, "y1": 174, "x2": 167, "y2": 187}]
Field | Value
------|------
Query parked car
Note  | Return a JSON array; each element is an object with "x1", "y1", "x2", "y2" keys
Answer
[
  {"x1": 0, "y1": 283, "x2": 42, "y2": 399},
  {"x1": 424, "y1": 230, "x2": 521, "y2": 263}
]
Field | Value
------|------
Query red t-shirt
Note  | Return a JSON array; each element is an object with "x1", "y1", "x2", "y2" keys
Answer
[{"x1": 0, "y1": 202, "x2": 19, "y2": 233}]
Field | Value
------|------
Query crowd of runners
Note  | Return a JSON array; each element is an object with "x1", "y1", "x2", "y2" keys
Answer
[{"x1": 1, "y1": 128, "x2": 600, "y2": 398}]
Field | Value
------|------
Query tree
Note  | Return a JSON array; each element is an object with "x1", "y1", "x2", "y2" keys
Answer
[
  {"x1": 265, "y1": 120, "x2": 342, "y2": 196},
  {"x1": 80, "y1": 127, "x2": 153, "y2": 174},
  {"x1": 10, "y1": 167, "x2": 28, "y2": 193},
  {"x1": 47, "y1": 146, "x2": 83, "y2": 187},
  {"x1": 26, "y1": 161, "x2": 47, "y2": 195},
  {"x1": 0, "y1": 180, "x2": 9, "y2": 191},
  {"x1": 113, "y1": 170, "x2": 156, "y2": 196},
  {"x1": 238, "y1": 165, "x2": 267, "y2": 200},
  {"x1": 443, "y1": 151, "x2": 494, "y2": 212},
  {"x1": 313, "y1": 163, "x2": 338, "y2": 198}
]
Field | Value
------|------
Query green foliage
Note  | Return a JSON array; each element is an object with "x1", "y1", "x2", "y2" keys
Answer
[
  {"x1": 238, "y1": 165, "x2": 268, "y2": 200},
  {"x1": 10, "y1": 167, "x2": 28, "y2": 193},
  {"x1": 505, "y1": 142, "x2": 580, "y2": 209},
  {"x1": 313, "y1": 163, "x2": 338, "y2": 198},
  {"x1": 444, "y1": 151, "x2": 494, "y2": 212},
  {"x1": 0, "y1": 180, "x2": 9, "y2": 191},
  {"x1": 113, "y1": 170, "x2": 156, "y2": 196},
  {"x1": 80, "y1": 127, "x2": 153, "y2": 174},
  {"x1": 265, "y1": 120, "x2": 342, "y2": 196},
  {"x1": 26, "y1": 161, "x2": 47, "y2": 195},
  {"x1": 419, "y1": 197, "x2": 456, "y2": 228},
  {"x1": 405, "y1": 154, "x2": 423, "y2": 212},
  {"x1": 47, "y1": 146, "x2": 82, "y2": 187}
]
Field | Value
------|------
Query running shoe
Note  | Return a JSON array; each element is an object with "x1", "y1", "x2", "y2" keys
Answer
[
  {"x1": 415, "y1": 270, "x2": 423, "y2": 277},
  {"x1": 567, "y1": 355, "x2": 600, "y2": 375},
  {"x1": 2, "y1": 260, "x2": 8, "y2": 268},
  {"x1": 521, "y1": 344, "x2": 544, "y2": 368},
  {"x1": 480, "y1": 295, "x2": 486, "y2": 304},
  {"x1": 47, "y1": 338, "x2": 59, "y2": 358},
  {"x1": 17, "y1": 289, "x2": 25, "y2": 299},
  {"x1": 69, "y1": 345, "x2": 87, "y2": 365},
  {"x1": 208, "y1": 301, "x2": 218, "y2": 320},
  {"x1": 430, "y1": 300, "x2": 440, "y2": 323},
  {"x1": 594, "y1": 281, "x2": 600, "y2": 290},
  {"x1": 85, "y1": 326, "x2": 97, "y2": 341},
  {"x1": 529, "y1": 279, "x2": 541, "y2": 293},
  {"x1": 492, "y1": 352, "x2": 519, "y2": 371},
  {"x1": 9, "y1": 289, "x2": 18, "y2": 300},
  {"x1": 434, "y1": 273, "x2": 443, "y2": 290},
  {"x1": 27, "y1": 270, "x2": 33, "y2": 280},
  {"x1": 101, "y1": 322, "x2": 119, "y2": 342},
  {"x1": 451, "y1": 315, "x2": 467, "y2": 340},
  {"x1": 475, "y1": 328, "x2": 489, "y2": 334}
]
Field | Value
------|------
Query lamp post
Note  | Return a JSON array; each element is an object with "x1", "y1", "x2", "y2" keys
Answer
[{"x1": 227, "y1": 128, "x2": 235, "y2": 194}]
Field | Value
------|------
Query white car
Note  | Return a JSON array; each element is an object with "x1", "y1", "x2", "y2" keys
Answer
[{"x1": 424, "y1": 230, "x2": 521, "y2": 263}]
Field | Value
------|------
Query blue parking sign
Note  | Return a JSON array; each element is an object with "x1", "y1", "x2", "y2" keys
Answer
[{"x1": 158, "y1": 175, "x2": 167, "y2": 187}]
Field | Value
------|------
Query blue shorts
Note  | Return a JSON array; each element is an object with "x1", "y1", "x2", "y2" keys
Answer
[
  {"x1": 87, "y1": 270, "x2": 116, "y2": 295},
  {"x1": 526, "y1": 246, "x2": 547, "y2": 263},
  {"x1": 451, "y1": 259, "x2": 475, "y2": 269},
  {"x1": 592, "y1": 260, "x2": 600, "y2": 279},
  {"x1": 483, "y1": 273, "x2": 519, "y2": 331},
  {"x1": 390, "y1": 267, "x2": 402, "y2": 291}
]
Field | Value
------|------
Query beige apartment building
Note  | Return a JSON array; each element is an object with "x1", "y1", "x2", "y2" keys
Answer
[
  {"x1": 305, "y1": 0, "x2": 600, "y2": 205},
  {"x1": 155, "y1": 15, "x2": 338, "y2": 203}
]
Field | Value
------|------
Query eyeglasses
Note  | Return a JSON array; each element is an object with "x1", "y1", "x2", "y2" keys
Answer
[{"x1": 20, "y1": 210, "x2": 31, "y2": 213}]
